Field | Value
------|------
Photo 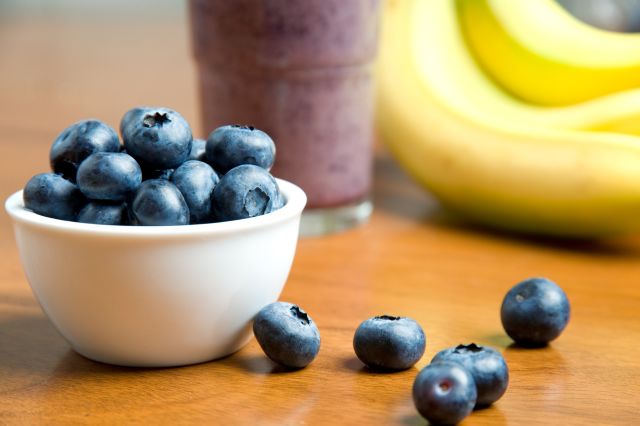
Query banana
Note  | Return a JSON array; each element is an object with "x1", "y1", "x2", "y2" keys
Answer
[
  {"x1": 370, "y1": 0, "x2": 640, "y2": 136},
  {"x1": 457, "y1": 0, "x2": 640, "y2": 106},
  {"x1": 388, "y1": 0, "x2": 640, "y2": 136},
  {"x1": 377, "y1": 0, "x2": 640, "y2": 237}
]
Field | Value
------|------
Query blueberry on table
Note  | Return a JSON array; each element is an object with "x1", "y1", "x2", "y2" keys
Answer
[
  {"x1": 432, "y1": 343, "x2": 508, "y2": 407},
  {"x1": 253, "y1": 302, "x2": 321, "y2": 369},
  {"x1": 23, "y1": 173, "x2": 86, "y2": 221},
  {"x1": 76, "y1": 152, "x2": 142, "y2": 201},
  {"x1": 171, "y1": 160, "x2": 219, "y2": 224},
  {"x1": 206, "y1": 125, "x2": 275, "y2": 174},
  {"x1": 50, "y1": 119, "x2": 120, "y2": 181},
  {"x1": 413, "y1": 361, "x2": 477, "y2": 425},
  {"x1": 188, "y1": 138, "x2": 207, "y2": 162},
  {"x1": 130, "y1": 179, "x2": 189, "y2": 226},
  {"x1": 121, "y1": 106, "x2": 192, "y2": 170},
  {"x1": 211, "y1": 164, "x2": 281, "y2": 221},
  {"x1": 78, "y1": 201, "x2": 127, "y2": 225},
  {"x1": 353, "y1": 315, "x2": 426, "y2": 371},
  {"x1": 501, "y1": 277, "x2": 570, "y2": 347}
]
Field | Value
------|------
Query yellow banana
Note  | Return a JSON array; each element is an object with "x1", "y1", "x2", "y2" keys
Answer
[
  {"x1": 458, "y1": 0, "x2": 640, "y2": 106},
  {"x1": 377, "y1": 0, "x2": 640, "y2": 237},
  {"x1": 372, "y1": 0, "x2": 640, "y2": 136}
]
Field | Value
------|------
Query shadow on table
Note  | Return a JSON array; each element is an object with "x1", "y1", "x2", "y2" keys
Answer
[
  {"x1": 341, "y1": 356, "x2": 421, "y2": 376},
  {"x1": 483, "y1": 334, "x2": 569, "y2": 355},
  {"x1": 0, "y1": 312, "x2": 306, "y2": 379},
  {"x1": 342, "y1": 357, "x2": 367, "y2": 373},
  {"x1": 375, "y1": 186, "x2": 640, "y2": 258},
  {"x1": 0, "y1": 314, "x2": 70, "y2": 377},
  {"x1": 342, "y1": 356, "x2": 419, "y2": 376},
  {"x1": 400, "y1": 407, "x2": 507, "y2": 426},
  {"x1": 373, "y1": 155, "x2": 640, "y2": 258},
  {"x1": 0, "y1": 312, "x2": 193, "y2": 382},
  {"x1": 52, "y1": 350, "x2": 152, "y2": 377},
  {"x1": 0, "y1": 313, "x2": 144, "y2": 395},
  {"x1": 398, "y1": 404, "x2": 507, "y2": 426},
  {"x1": 480, "y1": 335, "x2": 569, "y2": 374},
  {"x1": 429, "y1": 214, "x2": 640, "y2": 258},
  {"x1": 221, "y1": 353, "x2": 296, "y2": 375}
]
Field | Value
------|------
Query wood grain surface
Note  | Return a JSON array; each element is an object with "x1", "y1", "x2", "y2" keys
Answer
[{"x1": 1, "y1": 7, "x2": 639, "y2": 426}]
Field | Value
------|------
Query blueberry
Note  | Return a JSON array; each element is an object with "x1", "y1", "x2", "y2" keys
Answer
[
  {"x1": 501, "y1": 277, "x2": 571, "y2": 347},
  {"x1": 353, "y1": 315, "x2": 426, "y2": 371},
  {"x1": 76, "y1": 152, "x2": 142, "y2": 201},
  {"x1": 272, "y1": 190, "x2": 286, "y2": 210},
  {"x1": 121, "y1": 106, "x2": 192, "y2": 169},
  {"x1": 432, "y1": 343, "x2": 508, "y2": 407},
  {"x1": 188, "y1": 138, "x2": 207, "y2": 161},
  {"x1": 211, "y1": 164, "x2": 281, "y2": 221},
  {"x1": 170, "y1": 160, "x2": 219, "y2": 224},
  {"x1": 50, "y1": 119, "x2": 120, "y2": 181},
  {"x1": 23, "y1": 173, "x2": 85, "y2": 221},
  {"x1": 206, "y1": 125, "x2": 275, "y2": 174},
  {"x1": 253, "y1": 302, "x2": 321, "y2": 369},
  {"x1": 413, "y1": 361, "x2": 477, "y2": 425},
  {"x1": 78, "y1": 201, "x2": 127, "y2": 225},
  {"x1": 131, "y1": 179, "x2": 189, "y2": 226}
]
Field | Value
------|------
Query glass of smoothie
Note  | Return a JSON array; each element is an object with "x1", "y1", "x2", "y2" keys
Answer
[{"x1": 189, "y1": 0, "x2": 381, "y2": 236}]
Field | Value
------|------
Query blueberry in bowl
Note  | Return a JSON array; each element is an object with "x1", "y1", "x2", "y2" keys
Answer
[
  {"x1": 5, "y1": 110, "x2": 307, "y2": 367},
  {"x1": 5, "y1": 177, "x2": 305, "y2": 367},
  {"x1": 77, "y1": 201, "x2": 128, "y2": 225},
  {"x1": 76, "y1": 152, "x2": 142, "y2": 201},
  {"x1": 170, "y1": 160, "x2": 219, "y2": 224},
  {"x1": 23, "y1": 173, "x2": 86, "y2": 221},
  {"x1": 206, "y1": 124, "x2": 275, "y2": 174},
  {"x1": 212, "y1": 164, "x2": 280, "y2": 222},
  {"x1": 121, "y1": 106, "x2": 193, "y2": 170},
  {"x1": 50, "y1": 119, "x2": 120, "y2": 182},
  {"x1": 131, "y1": 179, "x2": 190, "y2": 226}
]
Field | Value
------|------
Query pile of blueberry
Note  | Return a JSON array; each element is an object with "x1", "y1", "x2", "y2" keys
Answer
[
  {"x1": 253, "y1": 277, "x2": 570, "y2": 425},
  {"x1": 23, "y1": 107, "x2": 282, "y2": 225}
]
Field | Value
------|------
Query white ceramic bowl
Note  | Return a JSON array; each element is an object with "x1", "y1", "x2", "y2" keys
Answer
[{"x1": 5, "y1": 179, "x2": 306, "y2": 367}]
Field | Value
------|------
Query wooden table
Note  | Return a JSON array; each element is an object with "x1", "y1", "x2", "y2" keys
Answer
[{"x1": 1, "y1": 6, "x2": 639, "y2": 425}]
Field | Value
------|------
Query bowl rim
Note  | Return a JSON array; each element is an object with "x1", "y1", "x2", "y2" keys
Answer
[{"x1": 5, "y1": 178, "x2": 306, "y2": 238}]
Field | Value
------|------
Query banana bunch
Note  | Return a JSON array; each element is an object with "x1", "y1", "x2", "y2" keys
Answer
[
  {"x1": 377, "y1": 0, "x2": 640, "y2": 237},
  {"x1": 458, "y1": 0, "x2": 640, "y2": 106}
]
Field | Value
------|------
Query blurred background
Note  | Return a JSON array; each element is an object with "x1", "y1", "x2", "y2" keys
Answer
[
  {"x1": 558, "y1": 0, "x2": 640, "y2": 31},
  {"x1": 0, "y1": 0, "x2": 195, "y2": 135},
  {"x1": 0, "y1": 0, "x2": 637, "y2": 140},
  {"x1": 0, "y1": 0, "x2": 197, "y2": 211},
  {"x1": 0, "y1": 0, "x2": 182, "y2": 18},
  {"x1": 0, "y1": 0, "x2": 639, "y2": 226}
]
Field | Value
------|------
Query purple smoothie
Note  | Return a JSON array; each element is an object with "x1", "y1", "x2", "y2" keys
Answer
[{"x1": 189, "y1": 0, "x2": 381, "y2": 209}]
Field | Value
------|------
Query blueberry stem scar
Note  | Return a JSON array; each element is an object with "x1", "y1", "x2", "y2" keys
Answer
[
  {"x1": 143, "y1": 112, "x2": 171, "y2": 128},
  {"x1": 231, "y1": 124, "x2": 255, "y2": 131},
  {"x1": 453, "y1": 343, "x2": 483, "y2": 353},
  {"x1": 290, "y1": 305, "x2": 310, "y2": 325},
  {"x1": 375, "y1": 315, "x2": 401, "y2": 321}
]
